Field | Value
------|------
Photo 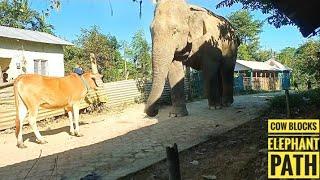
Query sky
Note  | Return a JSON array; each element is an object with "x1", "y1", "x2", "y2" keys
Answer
[{"x1": 30, "y1": 0, "x2": 308, "y2": 52}]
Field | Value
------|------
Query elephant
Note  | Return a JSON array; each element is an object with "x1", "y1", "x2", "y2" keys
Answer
[{"x1": 145, "y1": 0, "x2": 240, "y2": 117}]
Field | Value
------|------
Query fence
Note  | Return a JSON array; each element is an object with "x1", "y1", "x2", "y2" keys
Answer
[
  {"x1": 0, "y1": 78, "x2": 191, "y2": 131},
  {"x1": 1, "y1": 70, "x2": 287, "y2": 131}
]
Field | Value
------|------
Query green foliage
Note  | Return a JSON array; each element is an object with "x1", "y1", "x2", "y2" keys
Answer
[
  {"x1": 227, "y1": 10, "x2": 263, "y2": 44},
  {"x1": 277, "y1": 47, "x2": 296, "y2": 68},
  {"x1": 255, "y1": 49, "x2": 273, "y2": 62},
  {"x1": 124, "y1": 30, "x2": 152, "y2": 79},
  {"x1": 228, "y1": 10, "x2": 264, "y2": 61},
  {"x1": 64, "y1": 46, "x2": 86, "y2": 73},
  {"x1": 293, "y1": 39, "x2": 320, "y2": 86},
  {"x1": 217, "y1": 0, "x2": 292, "y2": 29},
  {"x1": 64, "y1": 27, "x2": 151, "y2": 82},
  {"x1": 237, "y1": 44, "x2": 253, "y2": 60},
  {"x1": 0, "y1": 0, "x2": 54, "y2": 34},
  {"x1": 276, "y1": 39, "x2": 320, "y2": 89},
  {"x1": 269, "y1": 88, "x2": 320, "y2": 116},
  {"x1": 64, "y1": 26, "x2": 127, "y2": 82}
]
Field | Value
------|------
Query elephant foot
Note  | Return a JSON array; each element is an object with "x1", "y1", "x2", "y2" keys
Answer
[
  {"x1": 169, "y1": 106, "x2": 188, "y2": 118},
  {"x1": 17, "y1": 142, "x2": 27, "y2": 149},
  {"x1": 222, "y1": 97, "x2": 234, "y2": 107},
  {"x1": 36, "y1": 138, "x2": 48, "y2": 144},
  {"x1": 209, "y1": 105, "x2": 222, "y2": 110},
  {"x1": 222, "y1": 102, "x2": 232, "y2": 107}
]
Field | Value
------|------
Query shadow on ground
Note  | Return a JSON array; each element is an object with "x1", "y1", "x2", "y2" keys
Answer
[{"x1": 0, "y1": 93, "x2": 277, "y2": 180}]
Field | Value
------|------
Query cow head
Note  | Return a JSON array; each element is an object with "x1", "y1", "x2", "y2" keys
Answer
[{"x1": 82, "y1": 72, "x2": 103, "y2": 90}]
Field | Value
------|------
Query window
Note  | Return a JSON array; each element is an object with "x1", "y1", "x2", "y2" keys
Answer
[{"x1": 34, "y1": 59, "x2": 48, "y2": 75}]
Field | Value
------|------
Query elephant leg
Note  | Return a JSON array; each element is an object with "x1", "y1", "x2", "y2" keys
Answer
[
  {"x1": 203, "y1": 58, "x2": 222, "y2": 109},
  {"x1": 221, "y1": 57, "x2": 236, "y2": 106},
  {"x1": 168, "y1": 61, "x2": 188, "y2": 117}
]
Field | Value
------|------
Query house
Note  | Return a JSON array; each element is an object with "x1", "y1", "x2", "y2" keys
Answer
[
  {"x1": 234, "y1": 59, "x2": 291, "y2": 91},
  {"x1": 0, "y1": 26, "x2": 72, "y2": 84}
]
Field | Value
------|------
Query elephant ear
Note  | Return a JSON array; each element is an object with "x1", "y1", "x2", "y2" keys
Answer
[
  {"x1": 186, "y1": 6, "x2": 215, "y2": 58},
  {"x1": 187, "y1": 6, "x2": 208, "y2": 42}
]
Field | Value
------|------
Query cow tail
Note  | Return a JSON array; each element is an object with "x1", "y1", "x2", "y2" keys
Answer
[{"x1": 14, "y1": 79, "x2": 20, "y2": 138}]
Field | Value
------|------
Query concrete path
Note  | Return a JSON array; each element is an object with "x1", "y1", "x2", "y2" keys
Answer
[{"x1": 0, "y1": 93, "x2": 278, "y2": 180}]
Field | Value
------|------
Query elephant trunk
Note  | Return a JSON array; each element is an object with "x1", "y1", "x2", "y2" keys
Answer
[{"x1": 145, "y1": 41, "x2": 175, "y2": 117}]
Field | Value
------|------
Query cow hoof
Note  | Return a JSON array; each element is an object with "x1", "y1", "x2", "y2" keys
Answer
[
  {"x1": 70, "y1": 132, "x2": 75, "y2": 136},
  {"x1": 75, "y1": 132, "x2": 84, "y2": 137},
  {"x1": 17, "y1": 143, "x2": 27, "y2": 149},
  {"x1": 169, "y1": 112, "x2": 177, "y2": 118},
  {"x1": 37, "y1": 139, "x2": 48, "y2": 144}
]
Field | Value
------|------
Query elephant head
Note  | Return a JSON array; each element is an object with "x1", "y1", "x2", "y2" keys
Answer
[{"x1": 145, "y1": 0, "x2": 193, "y2": 117}]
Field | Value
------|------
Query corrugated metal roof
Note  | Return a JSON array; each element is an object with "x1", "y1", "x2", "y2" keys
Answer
[
  {"x1": 265, "y1": 58, "x2": 292, "y2": 71},
  {"x1": 0, "y1": 26, "x2": 73, "y2": 46},
  {"x1": 236, "y1": 60, "x2": 279, "y2": 71},
  {"x1": 235, "y1": 59, "x2": 291, "y2": 72}
]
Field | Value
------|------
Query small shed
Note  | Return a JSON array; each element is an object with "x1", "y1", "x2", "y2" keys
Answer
[
  {"x1": 0, "y1": 26, "x2": 72, "y2": 84},
  {"x1": 234, "y1": 59, "x2": 291, "y2": 91}
]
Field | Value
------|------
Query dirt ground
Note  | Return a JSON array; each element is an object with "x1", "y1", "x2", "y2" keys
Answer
[
  {"x1": 126, "y1": 93, "x2": 320, "y2": 180},
  {"x1": 0, "y1": 93, "x2": 278, "y2": 180},
  {"x1": 125, "y1": 111, "x2": 269, "y2": 180}
]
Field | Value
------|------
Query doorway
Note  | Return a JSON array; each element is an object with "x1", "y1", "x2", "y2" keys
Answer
[{"x1": 0, "y1": 57, "x2": 11, "y2": 83}]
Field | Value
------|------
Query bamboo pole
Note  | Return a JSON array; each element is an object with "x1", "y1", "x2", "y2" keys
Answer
[{"x1": 90, "y1": 53, "x2": 99, "y2": 74}]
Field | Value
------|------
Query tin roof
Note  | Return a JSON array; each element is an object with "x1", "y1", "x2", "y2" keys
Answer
[
  {"x1": 0, "y1": 26, "x2": 73, "y2": 46},
  {"x1": 265, "y1": 58, "x2": 292, "y2": 71},
  {"x1": 235, "y1": 59, "x2": 292, "y2": 72}
]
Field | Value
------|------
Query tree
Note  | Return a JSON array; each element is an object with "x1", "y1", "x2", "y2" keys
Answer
[
  {"x1": 0, "y1": 0, "x2": 54, "y2": 34},
  {"x1": 64, "y1": 26, "x2": 127, "y2": 82},
  {"x1": 228, "y1": 10, "x2": 263, "y2": 60},
  {"x1": 276, "y1": 40, "x2": 320, "y2": 88},
  {"x1": 217, "y1": 0, "x2": 319, "y2": 37},
  {"x1": 124, "y1": 30, "x2": 152, "y2": 79},
  {"x1": 277, "y1": 47, "x2": 296, "y2": 68},
  {"x1": 228, "y1": 10, "x2": 263, "y2": 44},
  {"x1": 255, "y1": 49, "x2": 273, "y2": 62},
  {"x1": 293, "y1": 40, "x2": 320, "y2": 87},
  {"x1": 64, "y1": 46, "x2": 86, "y2": 73}
]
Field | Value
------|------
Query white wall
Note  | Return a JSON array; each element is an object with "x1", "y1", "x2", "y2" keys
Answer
[{"x1": 0, "y1": 37, "x2": 65, "y2": 81}]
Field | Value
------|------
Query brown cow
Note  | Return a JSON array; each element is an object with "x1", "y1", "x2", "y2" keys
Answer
[{"x1": 14, "y1": 72, "x2": 102, "y2": 148}]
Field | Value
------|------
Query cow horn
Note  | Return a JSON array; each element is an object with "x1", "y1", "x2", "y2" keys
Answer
[{"x1": 90, "y1": 53, "x2": 98, "y2": 74}]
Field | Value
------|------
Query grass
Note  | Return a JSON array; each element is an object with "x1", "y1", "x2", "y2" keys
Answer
[{"x1": 268, "y1": 88, "x2": 320, "y2": 118}]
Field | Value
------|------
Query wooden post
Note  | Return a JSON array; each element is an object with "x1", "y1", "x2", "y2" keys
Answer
[
  {"x1": 166, "y1": 143, "x2": 181, "y2": 180},
  {"x1": 0, "y1": 66, "x2": 3, "y2": 84},
  {"x1": 285, "y1": 89, "x2": 290, "y2": 118},
  {"x1": 90, "y1": 53, "x2": 98, "y2": 74},
  {"x1": 186, "y1": 66, "x2": 192, "y2": 101},
  {"x1": 264, "y1": 72, "x2": 267, "y2": 90},
  {"x1": 250, "y1": 70, "x2": 253, "y2": 90},
  {"x1": 124, "y1": 60, "x2": 128, "y2": 80}
]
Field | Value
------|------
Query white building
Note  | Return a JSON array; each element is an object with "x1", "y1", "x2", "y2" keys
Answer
[
  {"x1": 0, "y1": 26, "x2": 72, "y2": 83},
  {"x1": 234, "y1": 59, "x2": 292, "y2": 91}
]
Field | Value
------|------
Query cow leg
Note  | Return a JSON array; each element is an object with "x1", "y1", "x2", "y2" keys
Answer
[
  {"x1": 67, "y1": 110, "x2": 75, "y2": 136},
  {"x1": 17, "y1": 102, "x2": 27, "y2": 148},
  {"x1": 28, "y1": 109, "x2": 47, "y2": 144},
  {"x1": 73, "y1": 104, "x2": 83, "y2": 137}
]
